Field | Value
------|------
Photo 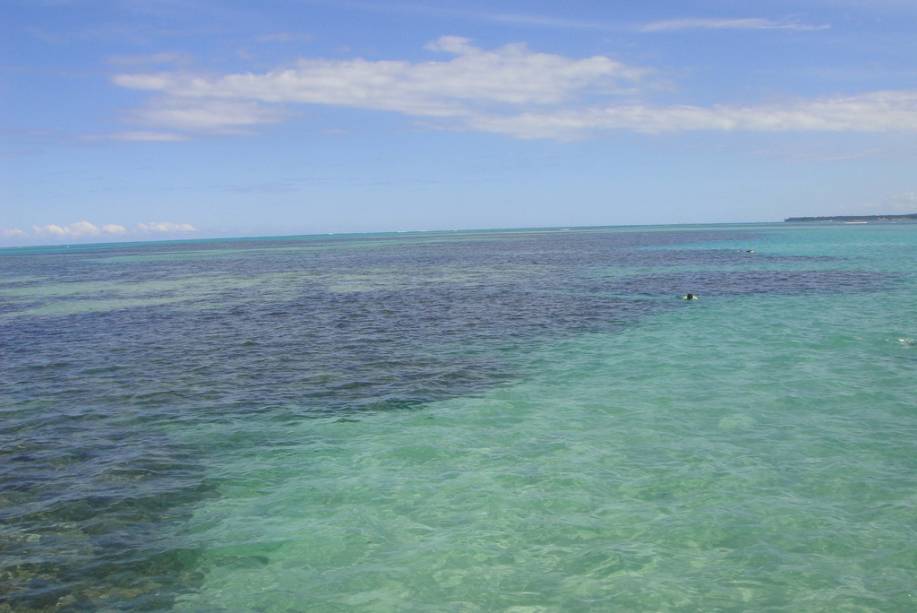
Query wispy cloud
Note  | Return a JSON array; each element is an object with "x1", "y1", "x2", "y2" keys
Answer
[
  {"x1": 137, "y1": 221, "x2": 196, "y2": 233},
  {"x1": 111, "y1": 37, "x2": 917, "y2": 141},
  {"x1": 1, "y1": 228, "x2": 26, "y2": 239},
  {"x1": 639, "y1": 18, "x2": 830, "y2": 32},
  {"x1": 314, "y1": 1, "x2": 618, "y2": 32},
  {"x1": 80, "y1": 131, "x2": 189, "y2": 142},
  {"x1": 305, "y1": 2, "x2": 830, "y2": 34},
  {"x1": 123, "y1": 98, "x2": 288, "y2": 133},
  {"x1": 466, "y1": 11, "x2": 614, "y2": 31},
  {"x1": 465, "y1": 92, "x2": 917, "y2": 139},
  {"x1": 106, "y1": 130, "x2": 189, "y2": 142}
]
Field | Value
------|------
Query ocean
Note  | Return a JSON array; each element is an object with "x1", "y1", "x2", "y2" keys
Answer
[{"x1": 1, "y1": 223, "x2": 915, "y2": 610}]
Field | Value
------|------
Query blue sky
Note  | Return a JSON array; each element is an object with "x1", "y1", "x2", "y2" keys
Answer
[{"x1": 3, "y1": 0, "x2": 917, "y2": 244}]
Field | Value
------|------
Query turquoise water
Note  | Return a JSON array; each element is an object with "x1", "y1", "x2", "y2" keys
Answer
[{"x1": 1, "y1": 224, "x2": 915, "y2": 610}]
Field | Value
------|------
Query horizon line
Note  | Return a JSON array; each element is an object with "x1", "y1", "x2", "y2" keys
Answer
[{"x1": 0, "y1": 220, "x2": 791, "y2": 251}]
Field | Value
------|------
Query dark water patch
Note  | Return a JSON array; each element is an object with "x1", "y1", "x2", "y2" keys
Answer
[
  {"x1": 604, "y1": 248, "x2": 841, "y2": 269},
  {"x1": 0, "y1": 419, "x2": 213, "y2": 610},
  {"x1": 606, "y1": 269, "x2": 893, "y2": 297}
]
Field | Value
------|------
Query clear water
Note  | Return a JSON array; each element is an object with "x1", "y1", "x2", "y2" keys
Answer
[{"x1": 1, "y1": 224, "x2": 915, "y2": 610}]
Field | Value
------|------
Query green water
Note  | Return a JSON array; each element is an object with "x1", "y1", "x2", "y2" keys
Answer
[
  {"x1": 172, "y1": 302, "x2": 915, "y2": 610},
  {"x1": 171, "y1": 227, "x2": 916, "y2": 610}
]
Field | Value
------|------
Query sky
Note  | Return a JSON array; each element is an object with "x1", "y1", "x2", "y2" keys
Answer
[{"x1": 3, "y1": 0, "x2": 917, "y2": 245}]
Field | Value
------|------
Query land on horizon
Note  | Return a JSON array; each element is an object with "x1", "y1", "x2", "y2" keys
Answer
[{"x1": 785, "y1": 213, "x2": 917, "y2": 222}]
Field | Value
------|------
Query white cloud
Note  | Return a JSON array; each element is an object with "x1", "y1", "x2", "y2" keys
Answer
[
  {"x1": 137, "y1": 221, "x2": 197, "y2": 233},
  {"x1": 33, "y1": 220, "x2": 102, "y2": 238},
  {"x1": 462, "y1": 91, "x2": 917, "y2": 139},
  {"x1": 30, "y1": 221, "x2": 126, "y2": 238},
  {"x1": 26, "y1": 221, "x2": 175, "y2": 240},
  {"x1": 113, "y1": 36, "x2": 647, "y2": 130},
  {"x1": 111, "y1": 37, "x2": 917, "y2": 141},
  {"x1": 1, "y1": 227, "x2": 26, "y2": 238},
  {"x1": 32, "y1": 223, "x2": 67, "y2": 236},
  {"x1": 639, "y1": 18, "x2": 829, "y2": 32}
]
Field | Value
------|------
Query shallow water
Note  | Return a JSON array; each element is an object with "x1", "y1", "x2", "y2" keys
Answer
[{"x1": 1, "y1": 224, "x2": 915, "y2": 610}]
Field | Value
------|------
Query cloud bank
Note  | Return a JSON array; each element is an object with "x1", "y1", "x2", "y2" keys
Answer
[
  {"x1": 32, "y1": 220, "x2": 126, "y2": 238},
  {"x1": 112, "y1": 36, "x2": 917, "y2": 140},
  {"x1": 1, "y1": 220, "x2": 197, "y2": 242}
]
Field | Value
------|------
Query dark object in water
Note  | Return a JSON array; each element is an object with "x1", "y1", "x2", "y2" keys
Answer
[{"x1": 683, "y1": 293, "x2": 699, "y2": 300}]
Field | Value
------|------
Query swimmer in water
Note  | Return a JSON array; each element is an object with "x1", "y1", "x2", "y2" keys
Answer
[{"x1": 683, "y1": 293, "x2": 699, "y2": 300}]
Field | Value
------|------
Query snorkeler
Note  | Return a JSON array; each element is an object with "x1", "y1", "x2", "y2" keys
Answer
[{"x1": 683, "y1": 293, "x2": 699, "y2": 300}]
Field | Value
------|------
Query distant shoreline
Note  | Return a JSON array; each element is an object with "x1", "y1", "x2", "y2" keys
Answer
[{"x1": 785, "y1": 213, "x2": 917, "y2": 222}]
